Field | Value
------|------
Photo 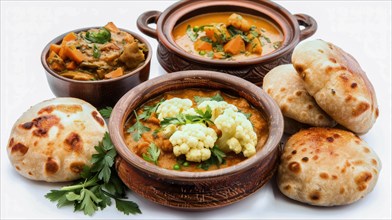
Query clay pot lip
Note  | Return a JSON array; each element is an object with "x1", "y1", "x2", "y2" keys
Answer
[
  {"x1": 109, "y1": 70, "x2": 284, "y2": 181},
  {"x1": 156, "y1": 0, "x2": 300, "y2": 66},
  {"x1": 41, "y1": 26, "x2": 152, "y2": 85}
]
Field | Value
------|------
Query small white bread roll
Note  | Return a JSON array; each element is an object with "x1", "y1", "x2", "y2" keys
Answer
[
  {"x1": 277, "y1": 127, "x2": 381, "y2": 206},
  {"x1": 292, "y1": 39, "x2": 378, "y2": 134},
  {"x1": 263, "y1": 64, "x2": 335, "y2": 127},
  {"x1": 7, "y1": 98, "x2": 108, "y2": 182}
]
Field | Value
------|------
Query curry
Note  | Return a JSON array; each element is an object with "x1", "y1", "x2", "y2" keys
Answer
[
  {"x1": 173, "y1": 12, "x2": 283, "y2": 60},
  {"x1": 47, "y1": 22, "x2": 148, "y2": 81},
  {"x1": 123, "y1": 89, "x2": 269, "y2": 171}
]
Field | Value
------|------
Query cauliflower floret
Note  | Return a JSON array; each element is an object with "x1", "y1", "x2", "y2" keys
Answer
[
  {"x1": 156, "y1": 98, "x2": 193, "y2": 121},
  {"x1": 169, "y1": 124, "x2": 218, "y2": 162},
  {"x1": 197, "y1": 100, "x2": 238, "y2": 121},
  {"x1": 214, "y1": 108, "x2": 257, "y2": 157}
]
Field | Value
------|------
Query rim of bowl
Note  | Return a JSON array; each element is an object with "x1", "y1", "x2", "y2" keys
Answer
[
  {"x1": 109, "y1": 70, "x2": 284, "y2": 181},
  {"x1": 156, "y1": 0, "x2": 300, "y2": 66},
  {"x1": 41, "y1": 27, "x2": 152, "y2": 84}
]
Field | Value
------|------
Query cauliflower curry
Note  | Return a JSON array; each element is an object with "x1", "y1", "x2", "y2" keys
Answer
[
  {"x1": 47, "y1": 22, "x2": 148, "y2": 80},
  {"x1": 173, "y1": 12, "x2": 283, "y2": 61},
  {"x1": 123, "y1": 89, "x2": 269, "y2": 171}
]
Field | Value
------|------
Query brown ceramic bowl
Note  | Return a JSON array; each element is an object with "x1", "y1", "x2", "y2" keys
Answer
[
  {"x1": 41, "y1": 27, "x2": 152, "y2": 108},
  {"x1": 137, "y1": 0, "x2": 317, "y2": 86},
  {"x1": 109, "y1": 70, "x2": 284, "y2": 210}
]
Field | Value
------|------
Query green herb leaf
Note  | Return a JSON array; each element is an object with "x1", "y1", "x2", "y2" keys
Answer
[
  {"x1": 186, "y1": 25, "x2": 198, "y2": 42},
  {"x1": 239, "y1": 110, "x2": 252, "y2": 119},
  {"x1": 115, "y1": 199, "x2": 142, "y2": 215},
  {"x1": 160, "y1": 106, "x2": 214, "y2": 128},
  {"x1": 85, "y1": 27, "x2": 111, "y2": 44},
  {"x1": 45, "y1": 132, "x2": 141, "y2": 216},
  {"x1": 198, "y1": 146, "x2": 226, "y2": 170},
  {"x1": 142, "y1": 143, "x2": 160, "y2": 165},
  {"x1": 93, "y1": 44, "x2": 101, "y2": 58},
  {"x1": 273, "y1": 41, "x2": 282, "y2": 49},
  {"x1": 127, "y1": 111, "x2": 151, "y2": 141},
  {"x1": 99, "y1": 106, "x2": 113, "y2": 119},
  {"x1": 262, "y1": 35, "x2": 271, "y2": 43},
  {"x1": 200, "y1": 36, "x2": 213, "y2": 43},
  {"x1": 194, "y1": 93, "x2": 224, "y2": 104},
  {"x1": 139, "y1": 99, "x2": 165, "y2": 121},
  {"x1": 227, "y1": 25, "x2": 244, "y2": 37}
]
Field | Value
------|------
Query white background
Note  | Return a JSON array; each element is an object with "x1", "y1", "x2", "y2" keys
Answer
[{"x1": 1, "y1": 0, "x2": 391, "y2": 219}]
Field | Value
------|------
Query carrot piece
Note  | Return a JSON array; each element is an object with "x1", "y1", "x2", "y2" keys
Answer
[
  {"x1": 47, "y1": 51, "x2": 65, "y2": 71},
  {"x1": 104, "y1": 67, "x2": 124, "y2": 79},
  {"x1": 223, "y1": 35, "x2": 245, "y2": 55},
  {"x1": 204, "y1": 27, "x2": 217, "y2": 42},
  {"x1": 65, "y1": 61, "x2": 77, "y2": 70},
  {"x1": 213, "y1": 52, "x2": 224, "y2": 59},
  {"x1": 64, "y1": 45, "x2": 86, "y2": 64},
  {"x1": 104, "y1": 22, "x2": 120, "y2": 33},
  {"x1": 62, "y1": 32, "x2": 77, "y2": 42},
  {"x1": 194, "y1": 39, "x2": 213, "y2": 51},
  {"x1": 246, "y1": 34, "x2": 262, "y2": 55},
  {"x1": 50, "y1": 44, "x2": 61, "y2": 54}
]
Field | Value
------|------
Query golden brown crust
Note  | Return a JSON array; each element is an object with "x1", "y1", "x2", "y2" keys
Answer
[
  {"x1": 263, "y1": 64, "x2": 336, "y2": 128},
  {"x1": 6, "y1": 98, "x2": 108, "y2": 182},
  {"x1": 292, "y1": 40, "x2": 378, "y2": 134},
  {"x1": 277, "y1": 127, "x2": 381, "y2": 206}
]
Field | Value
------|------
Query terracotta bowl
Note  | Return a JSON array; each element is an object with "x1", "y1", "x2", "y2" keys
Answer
[
  {"x1": 41, "y1": 27, "x2": 152, "y2": 108},
  {"x1": 109, "y1": 70, "x2": 284, "y2": 210},
  {"x1": 137, "y1": 0, "x2": 317, "y2": 85}
]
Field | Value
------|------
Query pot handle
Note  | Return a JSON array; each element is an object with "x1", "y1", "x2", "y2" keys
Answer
[
  {"x1": 294, "y1": 14, "x2": 317, "y2": 41},
  {"x1": 137, "y1": 10, "x2": 161, "y2": 39}
]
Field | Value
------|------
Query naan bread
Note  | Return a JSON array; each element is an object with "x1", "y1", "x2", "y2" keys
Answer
[
  {"x1": 277, "y1": 127, "x2": 381, "y2": 206},
  {"x1": 263, "y1": 64, "x2": 335, "y2": 128},
  {"x1": 292, "y1": 39, "x2": 378, "y2": 134},
  {"x1": 7, "y1": 98, "x2": 108, "y2": 182}
]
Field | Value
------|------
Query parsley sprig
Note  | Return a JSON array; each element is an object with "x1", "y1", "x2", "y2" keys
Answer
[
  {"x1": 142, "y1": 143, "x2": 160, "y2": 165},
  {"x1": 127, "y1": 111, "x2": 151, "y2": 141},
  {"x1": 160, "y1": 105, "x2": 213, "y2": 128},
  {"x1": 99, "y1": 106, "x2": 113, "y2": 119},
  {"x1": 198, "y1": 146, "x2": 226, "y2": 170},
  {"x1": 85, "y1": 27, "x2": 111, "y2": 44},
  {"x1": 139, "y1": 99, "x2": 165, "y2": 121},
  {"x1": 45, "y1": 132, "x2": 141, "y2": 216},
  {"x1": 194, "y1": 93, "x2": 224, "y2": 104}
]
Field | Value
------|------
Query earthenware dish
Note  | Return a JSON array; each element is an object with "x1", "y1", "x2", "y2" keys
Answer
[
  {"x1": 109, "y1": 70, "x2": 284, "y2": 210},
  {"x1": 137, "y1": 0, "x2": 317, "y2": 85},
  {"x1": 41, "y1": 27, "x2": 152, "y2": 108}
]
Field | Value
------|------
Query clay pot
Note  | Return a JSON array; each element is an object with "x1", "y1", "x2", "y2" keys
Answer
[
  {"x1": 137, "y1": 0, "x2": 317, "y2": 85},
  {"x1": 109, "y1": 70, "x2": 284, "y2": 210},
  {"x1": 41, "y1": 27, "x2": 152, "y2": 108}
]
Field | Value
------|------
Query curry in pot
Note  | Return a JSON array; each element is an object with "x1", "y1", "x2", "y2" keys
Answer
[
  {"x1": 173, "y1": 12, "x2": 283, "y2": 60},
  {"x1": 123, "y1": 89, "x2": 269, "y2": 171}
]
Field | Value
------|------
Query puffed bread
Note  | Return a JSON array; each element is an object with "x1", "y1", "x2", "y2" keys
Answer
[
  {"x1": 263, "y1": 64, "x2": 335, "y2": 128},
  {"x1": 7, "y1": 98, "x2": 108, "y2": 182},
  {"x1": 277, "y1": 127, "x2": 381, "y2": 206},
  {"x1": 292, "y1": 39, "x2": 378, "y2": 134}
]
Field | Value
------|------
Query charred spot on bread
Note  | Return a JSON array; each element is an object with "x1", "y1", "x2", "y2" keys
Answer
[
  {"x1": 70, "y1": 162, "x2": 85, "y2": 174},
  {"x1": 309, "y1": 191, "x2": 321, "y2": 201},
  {"x1": 352, "y1": 102, "x2": 370, "y2": 117},
  {"x1": 45, "y1": 157, "x2": 59, "y2": 174},
  {"x1": 288, "y1": 162, "x2": 301, "y2": 173},
  {"x1": 92, "y1": 111, "x2": 105, "y2": 126},
  {"x1": 31, "y1": 115, "x2": 61, "y2": 137},
  {"x1": 64, "y1": 132, "x2": 83, "y2": 153},
  {"x1": 11, "y1": 143, "x2": 29, "y2": 155},
  {"x1": 355, "y1": 172, "x2": 372, "y2": 191},
  {"x1": 20, "y1": 121, "x2": 34, "y2": 129},
  {"x1": 319, "y1": 172, "x2": 329, "y2": 179},
  {"x1": 351, "y1": 82, "x2": 358, "y2": 89}
]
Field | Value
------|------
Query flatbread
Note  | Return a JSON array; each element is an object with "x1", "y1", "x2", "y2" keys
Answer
[
  {"x1": 7, "y1": 98, "x2": 108, "y2": 182},
  {"x1": 292, "y1": 39, "x2": 378, "y2": 134},
  {"x1": 277, "y1": 127, "x2": 381, "y2": 206},
  {"x1": 263, "y1": 64, "x2": 335, "y2": 127}
]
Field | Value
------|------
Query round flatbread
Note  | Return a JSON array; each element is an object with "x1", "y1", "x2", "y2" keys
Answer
[
  {"x1": 292, "y1": 39, "x2": 378, "y2": 134},
  {"x1": 263, "y1": 64, "x2": 335, "y2": 128},
  {"x1": 277, "y1": 127, "x2": 381, "y2": 206},
  {"x1": 7, "y1": 97, "x2": 108, "y2": 182}
]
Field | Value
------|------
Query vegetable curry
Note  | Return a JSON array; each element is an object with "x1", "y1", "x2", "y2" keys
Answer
[
  {"x1": 173, "y1": 12, "x2": 283, "y2": 60},
  {"x1": 47, "y1": 22, "x2": 147, "y2": 81},
  {"x1": 123, "y1": 89, "x2": 269, "y2": 171}
]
